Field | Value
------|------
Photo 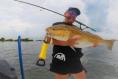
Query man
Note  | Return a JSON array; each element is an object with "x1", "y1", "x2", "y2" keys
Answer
[{"x1": 45, "y1": 7, "x2": 86, "y2": 79}]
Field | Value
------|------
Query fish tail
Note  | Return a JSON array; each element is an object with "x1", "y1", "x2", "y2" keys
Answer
[{"x1": 105, "y1": 40, "x2": 115, "y2": 50}]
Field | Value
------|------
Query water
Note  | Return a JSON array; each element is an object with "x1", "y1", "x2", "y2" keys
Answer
[{"x1": 0, "y1": 41, "x2": 118, "y2": 79}]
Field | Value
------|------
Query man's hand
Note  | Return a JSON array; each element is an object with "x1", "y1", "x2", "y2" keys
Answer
[
  {"x1": 67, "y1": 35, "x2": 80, "y2": 46},
  {"x1": 43, "y1": 36, "x2": 51, "y2": 43}
]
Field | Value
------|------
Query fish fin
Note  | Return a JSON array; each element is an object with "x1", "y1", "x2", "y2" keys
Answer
[
  {"x1": 105, "y1": 40, "x2": 115, "y2": 50},
  {"x1": 70, "y1": 46, "x2": 76, "y2": 52}
]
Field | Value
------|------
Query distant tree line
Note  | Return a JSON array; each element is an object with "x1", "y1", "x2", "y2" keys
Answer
[{"x1": 0, "y1": 37, "x2": 34, "y2": 42}]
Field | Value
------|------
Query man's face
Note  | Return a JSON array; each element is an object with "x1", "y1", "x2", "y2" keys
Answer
[{"x1": 64, "y1": 11, "x2": 77, "y2": 24}]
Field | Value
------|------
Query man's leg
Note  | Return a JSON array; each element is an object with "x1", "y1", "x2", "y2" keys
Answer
[
  {"x1": 55, "y1": 73, "x2": 69, "y2": 79},
  {"x1": 73, "y1": 70, "x2": 86, "y2": 79}
]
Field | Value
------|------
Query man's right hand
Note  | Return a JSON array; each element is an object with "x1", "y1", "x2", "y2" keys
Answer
[{"x1": 67, "y1": 35, "x2": 80, "y2": 46}]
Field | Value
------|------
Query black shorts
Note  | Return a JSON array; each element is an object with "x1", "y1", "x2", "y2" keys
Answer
[
  {"x1": 50, "y1": 45, "x2": 85, "y2": 74},
  {"x1": 50, "y1": 59, "x2": 84, "y2": 75}
]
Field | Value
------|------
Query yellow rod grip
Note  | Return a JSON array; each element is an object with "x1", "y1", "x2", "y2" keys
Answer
[{"x1": 38, "y1": 42, "x2": 49, "y2": 60}]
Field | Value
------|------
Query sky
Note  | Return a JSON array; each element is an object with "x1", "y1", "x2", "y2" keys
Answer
[{"x1": 0, "y1": 0, "x2": 118, "y2": 40}]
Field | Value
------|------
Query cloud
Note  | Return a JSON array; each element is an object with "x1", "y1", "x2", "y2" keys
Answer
[
  {"x1": 83, "y1": 0, "x2": 98, "y2": 4},
  {"x1": 84, "y1": 0, "x2": 108, "y2": 31},
  {"x1": 105, "y1": 0, "x2": 118, "y2": 33},
  {"x1": 1, "y1": 0, "x2": 117, "y2": 40},
  {"x1": 97, "y1": 0, "x2": 118, "y2": 39},
  {"x1": 0, "y1": 19, "x2": 33, "y2": 32},
  {"x1": 82, "y1": 0, "x2": 118, "y2": 39},
  {"x1": 0, "y1": 19, "x2": 33, "y2": 38},
  {"x1": 0, "y1": 0, "x2": 89, "y2": 39}
]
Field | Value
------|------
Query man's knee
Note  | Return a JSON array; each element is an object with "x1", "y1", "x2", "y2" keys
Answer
[
  {"x1": 73, "y1": 70, "x2": 87, "y2": 79},
  {"x1": 54, "y1": 73, "x2": 69, "y2": 79}
]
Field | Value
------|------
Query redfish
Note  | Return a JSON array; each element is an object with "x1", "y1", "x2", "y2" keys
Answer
[{"x1": 46, "y1": 24, "x2": 115, "y2": 50}]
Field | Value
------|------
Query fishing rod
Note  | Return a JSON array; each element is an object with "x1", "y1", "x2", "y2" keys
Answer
[{"x1": 14, "y1": 0, "x2": 96, "y2": 31}]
